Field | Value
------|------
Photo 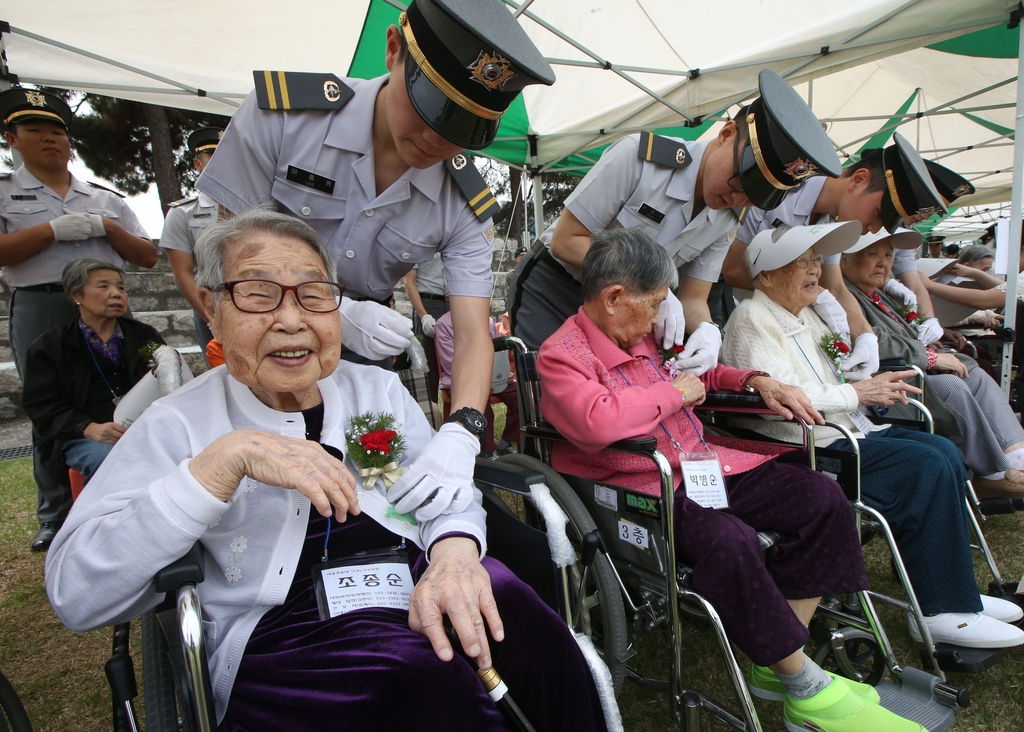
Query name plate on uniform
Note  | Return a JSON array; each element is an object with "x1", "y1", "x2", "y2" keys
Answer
[
  {"x1": 680, "y1": 452, "x2": 729, "y2": 510},
  {"x1": 286, "y1": 165, "x2": 336, "y2": 194},
  {"x1": 312, "y1": 548, "x2": 413, "y2": 620}
]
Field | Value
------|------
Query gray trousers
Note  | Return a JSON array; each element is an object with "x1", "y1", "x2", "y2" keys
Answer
[
  {"x1": 927, "y1": 367, "x2": 1024, "y2": 477},
  {"x1": 193, "y1": 310, "x2": 214, "y2": 363},
  {"x1": 9, "y1": 288, "x2": 79, "y2": 525}
]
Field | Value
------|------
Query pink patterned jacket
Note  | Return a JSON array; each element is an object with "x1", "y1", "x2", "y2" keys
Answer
[{"x1": 538, "y1": 308, "x2": 776, "y2": 494}]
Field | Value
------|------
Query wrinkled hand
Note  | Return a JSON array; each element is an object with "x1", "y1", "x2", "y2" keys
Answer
[
  {"x1": 931, "y1": 352, "x2": 969, "y2": 378},
  {"x1": 671, "y1": 372, "x2": 706, "y2": 407},
  {"x1": 941, "y1": 327, "x2": 967, "y2": 350},
  {"x1": 840, "y1": 333, "x2": 879, "y2": 382},
  {"x1": 747, "y1": 376, "x2": 824, "y2": 425},
  {"x1": 811, "y1": 288, "x2": 851, "y2": 336},
  {"x1": 388, "y1": 423, "x2": 478, "y2": 522},
  {"x1": 83, "y1": 422, "x2": 126, "y2": 444},
  {"x1": 851, "y1": 370, "x2": 922, "y2": 407},
  {"x1": 49, "y1": 212, "x2": 93, "y2": 241},
  {"x1": 654, "y1": 293, "x2": 686, "y2": 350},
  {"x1": 882, "y1": 278, "x2": 917, "y2": 307},
  {"x1": 672, "y1": 321, "x2": 722, "y2": 376},
  {"x1": 916, "y1": 317, "x2": 944, "y2": 346},
  {"x1": 420, "y1": 313, "x2": 437, "y2": 338},
  {"x1": 188, "y1": 430, "x2": 359, "y2": 518},
  {"x1": 409, "y1": 537, "x2": 503, "y2": 669},
  {"x1": 339, "y1": 297, "x2": 414, "y2": 360},
  {"x1": 968, "y1": 312, "x2": 1003, "y2": 330}
]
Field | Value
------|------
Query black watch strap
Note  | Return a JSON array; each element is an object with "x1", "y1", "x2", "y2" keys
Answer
[{"x1": 447, "y1": 407, "x2": 488, "y2": 438}]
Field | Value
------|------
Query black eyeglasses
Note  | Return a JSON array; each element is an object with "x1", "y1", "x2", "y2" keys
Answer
[{"x1": 218, "y1": 280, "x2": 345, "y2": 313}]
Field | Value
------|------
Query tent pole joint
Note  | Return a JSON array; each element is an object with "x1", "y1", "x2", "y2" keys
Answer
[
  {"x1": 689, "y1": 68, "x2": 700, "y2": 79},
  {"x1": 1009, "y1": 2, "x2": 1023, "y2": 30},
  {"x1": 820, "y1": 45, "x2": 830, "y2": 55}
]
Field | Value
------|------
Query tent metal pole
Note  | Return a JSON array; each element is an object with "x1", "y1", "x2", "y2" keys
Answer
[
  {"x1": 0, "y1": 31, "x2": 22, "y2": 168},
  {"x1": 532, "y1": 172, "x2": 544, "y2": 239},
  {"x1": 999, "y1": 19, "x2": 1024, "y2": 395}
]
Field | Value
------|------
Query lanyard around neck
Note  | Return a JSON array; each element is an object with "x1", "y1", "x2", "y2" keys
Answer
[{"x1": 614, "y1": 360, "x2": 712, "y2": 454}]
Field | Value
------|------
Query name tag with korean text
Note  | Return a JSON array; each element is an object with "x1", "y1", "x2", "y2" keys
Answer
[
  {"x1": 681, "y1": 452, "x2": 729, "y2": 510},
  {"x1": 312, "y1": 548, "x2": 413, "y2": 620}
]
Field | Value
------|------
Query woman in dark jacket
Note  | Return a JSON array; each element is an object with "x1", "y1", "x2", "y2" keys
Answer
[{"x1": 22, "y1": 257, "x2": 164, "y2": 494}]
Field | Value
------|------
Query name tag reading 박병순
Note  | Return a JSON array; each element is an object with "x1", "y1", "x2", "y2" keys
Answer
[
  {"x1": 681, "y1": 452, "x2": 729, "y2": 510},
  {"x1": 312, "y1": 548, "x2": 414, "y2": 620}
]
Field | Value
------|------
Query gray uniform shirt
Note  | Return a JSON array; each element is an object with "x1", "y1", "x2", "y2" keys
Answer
[
  {"x1": 160, "y1": 191, "x2": 219, "y2": 255},
  {"x1": 542, "y1": 136, "x2": 738, "y2": 282},
  {"x1": 413, "y1": 252, "x2": 447, "y2": 296},
  {"x1": 0, "y1": 167, "x2": 149, "y2": 287},
  {"x1": 196, "y1": 74, "x2": 494, "y2": 301},
  {"x1": 737, "y1": 176, "x2": 835, "y2": 258}
]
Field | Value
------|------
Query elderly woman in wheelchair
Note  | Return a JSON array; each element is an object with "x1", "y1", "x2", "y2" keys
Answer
[
  {"x1": 720, "y1": 222, "x2": 1024, "y2": 654},
  {"x1": 537, "y1": 227, "x2": 928, "y2": 732},
  {"x1": 837, "y1": 229, "x2": 1024, "y2": 499},
  {"x1": 44, "y1": 210, "x2": 608, "y2": 731}
]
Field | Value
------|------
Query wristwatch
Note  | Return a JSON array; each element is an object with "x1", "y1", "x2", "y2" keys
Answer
[
  {"x1": 447, "y1": 407, "x2": 488, "y2": 438},
  {"x1": 741, "y1": 371, "x2": 771, "y2": 393}
]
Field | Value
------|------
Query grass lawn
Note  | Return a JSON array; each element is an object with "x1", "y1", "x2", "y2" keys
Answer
[{"x1": 1, "y1": 450, "x2": 1022, "y2": 731}]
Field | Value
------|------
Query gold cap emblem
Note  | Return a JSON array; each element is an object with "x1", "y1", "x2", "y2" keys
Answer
[
  {"x1": 468, "y1": 51, "x2": 516, "y2": 92},
  {"x1": 783, "y1": 158, "x2": 818, "y2": 181},
  {"x1": 324, "y1": 80, "x2": 341, "y2": 103},
  {"x1": 25, "y1": 91, "x2": 46, "y2": 107},
  {"x1": 952, "y1": 183, "x2": 972, "y2": 198},
  {"x1": 452, "y1": 153, "x2": 468, "y2": 170}
]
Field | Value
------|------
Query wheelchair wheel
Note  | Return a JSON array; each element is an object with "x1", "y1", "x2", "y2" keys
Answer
[
  {"x1": 810, "y1": 628, "x2": 887, "y2": 687},
  {"x1": 0, "y1": 670, "x2": 33, "y2": 732},
  {"x1": 496, "y1": 454, "x2": 629, "y2": 694}
]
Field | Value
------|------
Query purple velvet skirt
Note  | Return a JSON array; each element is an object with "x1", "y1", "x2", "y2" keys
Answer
[{"x1": 220, "y1": 512, "x2": 606, "y2": 731}]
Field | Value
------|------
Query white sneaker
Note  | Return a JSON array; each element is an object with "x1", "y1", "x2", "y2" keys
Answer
[
  {"x1": 908, "y1": 612, "x2": 1024, "y2": 648},
  {"x1": 980, "y1": 595, "x2": 1024, "y2": 623}
]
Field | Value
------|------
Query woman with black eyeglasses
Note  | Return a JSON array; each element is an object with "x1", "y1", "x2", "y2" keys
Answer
[{"x1": 507, "y1": 69, "x2": 842, "y2": 370}]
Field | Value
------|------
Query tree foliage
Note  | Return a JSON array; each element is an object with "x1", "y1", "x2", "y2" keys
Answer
[{"x1": 476, "y1": 157, "x2": 580, "y2": 246}]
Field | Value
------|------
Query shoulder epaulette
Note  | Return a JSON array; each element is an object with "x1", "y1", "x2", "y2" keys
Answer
[
  {"x1": 168, "y1": 195, "x2": 198, "y2": 208},
  {"x1": 253, "y1": 71, "x2": 354, "y2": 112},
  {"x1": 88, "y1": 181, "x2": 125, "y2": 198},
  {"x1": 446, "y1": 153, "x2": 499, "y2": 221},
  {"x1": 637, "y1": 131, "x2": 692, "y2": 169}
]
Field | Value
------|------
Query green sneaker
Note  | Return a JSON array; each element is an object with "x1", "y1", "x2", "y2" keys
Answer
[
  {"x1": 748, "y1": 664, "x2": 880, "y2": 704},
  {"x1": 783, "y1": 679, "x2": 925, "y2": 732}
]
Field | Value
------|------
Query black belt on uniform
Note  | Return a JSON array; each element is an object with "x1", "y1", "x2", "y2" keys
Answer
[
  {"x1": 420, "y1": 292, "x2": 450, "y2": 302},
  {"x1": 14, "y1": 282, "x2": 64, "y2": 293},
  {"x1": 350, "y1": 293, "x2": 393, "y2": 307},
  {"x1": 538, "y1": 248, "x2": 578, "y2": 285}
]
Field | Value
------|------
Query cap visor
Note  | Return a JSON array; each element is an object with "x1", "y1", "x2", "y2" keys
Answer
[{"x1": 405, "y1": 61, "x2": 498, "y2": 150}]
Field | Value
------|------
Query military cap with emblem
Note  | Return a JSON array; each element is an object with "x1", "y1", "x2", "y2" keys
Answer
[
  {"x1": 0, "y1": 88, "x2": 73, "y2": 132},
  {"x1": 399, "y1": 0, "x2": 555, "y2": 150},
  {"x1": 923, "y1": 159, "x2": 975, "y2": 205},
  {"x1": 187, "y1": 127, "x2": 224, "y2": 155},
  {"x1": 738, "y1": 69, "x2": 842, "y2": 211},
  {"x1": 879, "y1": 132, "x2": 947, "y2": 234}
]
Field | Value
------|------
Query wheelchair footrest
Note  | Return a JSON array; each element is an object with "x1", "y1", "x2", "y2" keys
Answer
[
  {"x1": 987, "y1": 582, "x2": 1024, "y2": 617},
  {"x1": 977, "y1": 497, "x2": 1024, "y2": 515},
  {"x1": 928, "y1": 643, "x2": 1009, "y2": 674},
  {"x1": 876, "y1": 668, "x2": 958, "y2": 732}
]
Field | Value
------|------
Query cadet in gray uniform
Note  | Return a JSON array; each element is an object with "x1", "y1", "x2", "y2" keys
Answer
[
  {"x1": 0, "y1": 88, "x2": 157, "y2": 551},
  {"x1": 403, "y1": 252, "x2": 448, "y2": 405},
  {"x1": 509, "y1": 69, "x2": 842, "y2": 373},
  {"x1": 160, "y1": 127, "x2": 223, "y2": 357},
  {"x1": 196, "y1": 0, "x2": 554, "y2": 519}
]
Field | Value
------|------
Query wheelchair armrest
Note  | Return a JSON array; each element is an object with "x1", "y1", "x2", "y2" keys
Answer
[
  {"x1": 878, "y1": 358, "x2": 908, "y2": 369},
  {"x1": 474, "y1": 458, "x2": 545, "y2": 495},
  {"x1": 155, "y1": 542, "x2": 205, "y2": 594},
  {"x1": 694, "y1": 390, "x2": 773, "y2": 414},
  {"x1": 609, "y1": 437, "x2": 658, "y2": 452}
]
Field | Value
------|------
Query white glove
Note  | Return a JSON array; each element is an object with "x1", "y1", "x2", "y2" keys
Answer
[
  {"x1": 653, "y1": 293, "x2": 686, "y2": 350},
  {"x1": 388, "y1": 423, "x2": 478, "y2": 522},
  {"x1": 916, "y1": 317, "x2": 944, "y2": 346},
  {"x1": 841, "y1": 333, "x2": 879, "y2": 382},
  {"x1": 671, "y1": 321, "x2": 722, "y2": 376},
  {"x1": 339, "y1": 297, "x2": 414, "y2": 360},
  {"x1": 811, "y1": 289, "x2": 851, "y2": 337},
  {"x1": 882, "y1": 278, "x2": 917, "y2": 307},
  {"x1": 420, "y1": 313, "x2": 437, "y2": 338},
  {"x1": 49, "y1": 213, "x2": 92, "y2": 241}
]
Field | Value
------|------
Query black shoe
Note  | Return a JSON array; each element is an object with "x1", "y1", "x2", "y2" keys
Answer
[{"x1": 30, "y1": 522, "x2": 61, "y2": 552}]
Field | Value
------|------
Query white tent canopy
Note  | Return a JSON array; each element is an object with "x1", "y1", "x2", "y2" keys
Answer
[{"x1": 2, "y1": 0, "x2": 1017, "y2": 173}]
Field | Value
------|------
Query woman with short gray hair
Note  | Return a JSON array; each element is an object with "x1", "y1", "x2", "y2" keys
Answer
[{"x1": 62, "y1": 257, "x2": 126, "y2": 299}]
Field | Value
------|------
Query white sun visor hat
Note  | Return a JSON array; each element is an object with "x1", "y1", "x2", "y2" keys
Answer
[
  {"x1": 843, "y1": 227, "x2": 923, "y2": 255},
  {"x1": 746, "y1": 221, "x2": 862, "y2": 278}
]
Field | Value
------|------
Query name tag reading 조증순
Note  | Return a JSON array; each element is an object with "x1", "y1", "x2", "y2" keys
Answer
[
  {"x1": 313, "y1": 560, "x2": 414, "y2": 620},
  {"x1": 681, "y1": 452, "x2": 729, "y2": 510}
]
